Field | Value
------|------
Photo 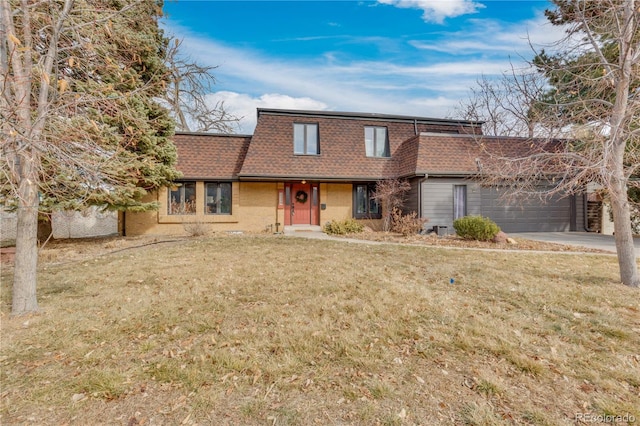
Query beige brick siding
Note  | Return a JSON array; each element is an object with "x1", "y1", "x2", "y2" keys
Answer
[
  {"x1": 125, "y1": 181, "x2": 382, "y2": 235},
  {"x1": 320, "y1": 183, "x2": 352, "y2": 225},
  {"x1": 126, "y1": 182, "x2": 279, "y2": 235}
]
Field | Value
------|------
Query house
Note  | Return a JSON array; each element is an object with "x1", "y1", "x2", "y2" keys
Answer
[
  {"x1": 1, "y1": 207, "x2": 118, "y2": 247},
  {"x1": 123, "y1": 108, "x2": 587, "y2": 236}
]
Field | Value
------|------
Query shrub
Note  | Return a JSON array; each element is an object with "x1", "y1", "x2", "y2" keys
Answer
[
  {"x1": 323, "y1": 219, "x2": 365, "y2": 235},
  {"x1": 390, "y1": 208, "x2": 428, "y2": 236},
  {"x1": 453, "y1": 215, "x2": 500, "y2": 241},
  {"x1": 183, "y1": 221, "x2": 208, "y2": 237},
  {"x1": 371, "y1": 179, "x2": 411, "y2": 232}
]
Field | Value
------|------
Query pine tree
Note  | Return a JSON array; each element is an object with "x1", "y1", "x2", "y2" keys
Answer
[{"x1": 1, "y1": 0, "x2": 180, "y2": 314}]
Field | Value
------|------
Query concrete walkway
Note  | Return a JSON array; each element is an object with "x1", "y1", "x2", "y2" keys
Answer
[
  {"x1": 284, "y1": 228, "x2": 640, "y2": 258},
  {"x1": 511, "y1": 232, "x2": 640, "y2": 257}
]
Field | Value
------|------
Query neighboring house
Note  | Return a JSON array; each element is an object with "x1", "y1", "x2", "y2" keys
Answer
[
  {"x1": 124, "y1": 108, "x2": 587, "y2": 236},
  {"x1": 51, "y1": 207, "x2": 118, "y2": 239},
  {"x1": 0, "y1": 207, "x2": 118, "y2": 246}
]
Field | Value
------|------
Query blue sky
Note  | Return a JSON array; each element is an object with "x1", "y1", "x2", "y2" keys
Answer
[{"x1": 162, "y1": 0, "x2": 563, "y2": 133}]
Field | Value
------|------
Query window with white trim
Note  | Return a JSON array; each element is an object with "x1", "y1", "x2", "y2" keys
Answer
[
  {"x1": 364, "y1": 126, "x2": 389, "y2": 157},
  {"x1": 293, "y1": 123, "x2": 319, "y2": 155},
  {"x1": 454, "y1": 185, "x2": 467, "y2": 220}
]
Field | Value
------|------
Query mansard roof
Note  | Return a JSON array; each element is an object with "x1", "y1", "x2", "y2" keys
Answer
[{"x1": 171, "y1": 109, "x2": 547, "y2": 182}]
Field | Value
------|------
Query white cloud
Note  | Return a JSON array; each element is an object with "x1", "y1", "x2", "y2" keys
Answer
[
  {"x1": 407, "y1": 96, "x2": 460, "y2": 117},
  {"x1": 169, "y1": 31, "x2": 515, "y2": 128},
  {"x1": 205, "y1": 92, "x2": 328, "y2": 134},
  {"x1": 208, "y1": 91, "x2": 464, "y2": 133},
  {"x1": 409, "y1": 13, "x2": 568, "y2": 57},
  {"x1": 174, "y1": 35, "x2": 391, "y2": 110},
  {"x1": 378, "y1": 0, "x2": 485, "y2": 23},
  {"x1": 409, "y1": 39, "x2": 518, "y2": 54},
  {"x1": 162, "y1": 15, "x2": 543, "y2": 134}
]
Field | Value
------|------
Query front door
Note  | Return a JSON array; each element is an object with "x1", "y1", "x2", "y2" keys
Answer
[{"x1": 291, "y1": 183, "x2": 311, "y2": 225}]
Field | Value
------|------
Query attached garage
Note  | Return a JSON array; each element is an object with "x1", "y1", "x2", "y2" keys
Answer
[
  {"x1": 480, "y1": 187, "x2": 573, "y2": 233},
  {"x1": 419, "y1": 179, "x2": 580, "y2": 233},
  {"x1": 420, "y1": 179, "x2": 481, "y2": 231}
]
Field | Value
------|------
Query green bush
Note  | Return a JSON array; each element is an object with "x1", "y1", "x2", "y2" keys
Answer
[
  {"x1": 453, "y1": 215, "x2": 500, "y2": 241},
  {"x1": 323, "y1": 219, "x2": 365, "y2": 235}
]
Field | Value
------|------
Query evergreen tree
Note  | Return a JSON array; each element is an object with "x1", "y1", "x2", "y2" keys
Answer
[{"x1": 1, "y1": 0, "x2": 180, "y2": 314}]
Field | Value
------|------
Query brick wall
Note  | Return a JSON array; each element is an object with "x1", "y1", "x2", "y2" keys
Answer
[
  {"x1": 320, "y1": 183, "x2": 352, "y2": 225},
  {"x1": 125, "y1": 182, "x2": 279, "y2": 235}
]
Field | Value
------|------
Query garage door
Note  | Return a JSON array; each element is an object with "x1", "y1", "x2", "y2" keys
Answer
[{"x1": 480, "y1": 188, "x2": 572, "y2": 233}]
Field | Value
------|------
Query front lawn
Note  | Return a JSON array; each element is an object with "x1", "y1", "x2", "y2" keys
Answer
[{"x1": 1, "y1": 235, "x2": 638, "y2": 425}]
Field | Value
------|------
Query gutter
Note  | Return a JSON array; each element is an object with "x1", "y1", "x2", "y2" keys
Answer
[
  {"x1": 415, "y1": 171, "x2": 473, "y2": 178},
  {"x1": 237, "y1": 175, "x2": 397, "y2": 182},
  {"x1": 257, "y1": 108, "x2": 483, "y2": 128}
]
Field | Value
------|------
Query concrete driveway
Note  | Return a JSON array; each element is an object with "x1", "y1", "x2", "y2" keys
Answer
[{"x1": 511, "y1": 232, "x2": 640, "y2": 257}]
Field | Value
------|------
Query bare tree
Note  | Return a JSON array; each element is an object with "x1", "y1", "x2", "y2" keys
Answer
[
  {"x1": 472, "y1": 0, "x2": 639, "y2": 287},
  {"x1": 455, "y1": 70, "x2": 560, "y2": 138},
  {"x1": 1, "y1": 0, "x2": 179, "y2": 315},
  {"x1": 163, "y1": 38, "x2": 240, "y2": 133},
  {"x1": 371, "y1": 179, "x2": 411, "y2": 232}
]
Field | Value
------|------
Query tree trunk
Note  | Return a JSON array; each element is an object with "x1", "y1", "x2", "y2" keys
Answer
[
  {"x1": 12, "y1": 159, "x2": 40, "y2": 315},
  {"x1": 611, "y1": 186, "x2": 640, "y2": 288},
  {"x1": 607, "y1": 0, "x2": 638, "y2": 288}
]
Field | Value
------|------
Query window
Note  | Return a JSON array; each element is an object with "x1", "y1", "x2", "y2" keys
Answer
[
  {"x1": 294, "y1": 123, "x2": 319, "y2": 155},
  {"x1": 168, "y1": 182, "x2": 196, "y2": 215},
  {"x1": 206, "y1": 182, "x2": 232, "y2": 214},
  {"x1": 353, "y1": 184, "x2": 381, "y2": 219},
  {"x1": 364, "y1": 127, "x2": 389, "y2": 157},
  {"x1": 454, "y1": 185, "x2": 467, "y2": 220}
]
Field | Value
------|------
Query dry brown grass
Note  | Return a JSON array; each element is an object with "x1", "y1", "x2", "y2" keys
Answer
[
  {"x1": 340, "y1": 231, "x2": 611, "y2": 254},
  {"x1": 1, "y1": 235, "x2": 639, "y2": 425}
]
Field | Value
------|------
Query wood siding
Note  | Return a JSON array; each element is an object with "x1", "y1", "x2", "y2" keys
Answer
[
  {"x1": 403, "y1": 177, "x2": 421, "y2": 215},
  {"x1": 421, "y1": 179, "x2": 581, "y2": 233},
  {"x1": 421, "y1": 179, "x2": 481, "y2": 231},
  {"x1": 479, "y1": 187, "x2": 572, "y2": 233}
]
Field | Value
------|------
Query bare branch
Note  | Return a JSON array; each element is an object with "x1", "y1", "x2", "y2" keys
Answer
[
  {"x1": 465, "y1": 0, "x2": 639, "y2": 286},
  {"x1": 162, "y1": 37, "x2": 240, "y2": 133}
]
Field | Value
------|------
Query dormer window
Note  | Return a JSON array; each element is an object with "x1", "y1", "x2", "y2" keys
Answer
[
  {"x1": 293, "y1": 123, "x2": 319, "y2": 155},
  {"x1": 365, "y1": 126, "x2": 389, "y2": 157}
]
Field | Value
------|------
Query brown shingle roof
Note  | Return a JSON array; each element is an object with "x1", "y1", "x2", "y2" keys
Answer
[
  {"x1": 174, "y1": 132, "x2": 250, "y2": 180},
  {"x1": 413, "y1": 133, "x2": 560, "y2": 175},
  {"x1": 171, "y1": 111, "x2": 554, "y2": 182},
  {"x1": 239, "y1": 110, "x2": 480, "y2": 180}
]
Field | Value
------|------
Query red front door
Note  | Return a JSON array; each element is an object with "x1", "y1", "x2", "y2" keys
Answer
[{"x1": 291, "y1": 183, "x2": 311, "y2": 224}]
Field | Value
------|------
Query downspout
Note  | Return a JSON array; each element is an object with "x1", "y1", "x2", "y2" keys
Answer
[
  {"x1": 121, "y1": 211, "x2": 126, "y2": 237},
  {"x1": 275, "y1": 183, "x2": 279, "y2": 234},
  {"x1": 414, "y1": 119, "x2": 418, "y2": 136},
  {"x1": 417, "y1": 174, "x2": 428, "y2": 219}
]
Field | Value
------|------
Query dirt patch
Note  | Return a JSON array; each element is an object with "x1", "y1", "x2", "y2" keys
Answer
[
  {"x1": 1, "y1": 235, "x2": 187, "y2": 267},
  {"x1": 0, "y1": 246, "x2": 15, "y2": 264}
]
